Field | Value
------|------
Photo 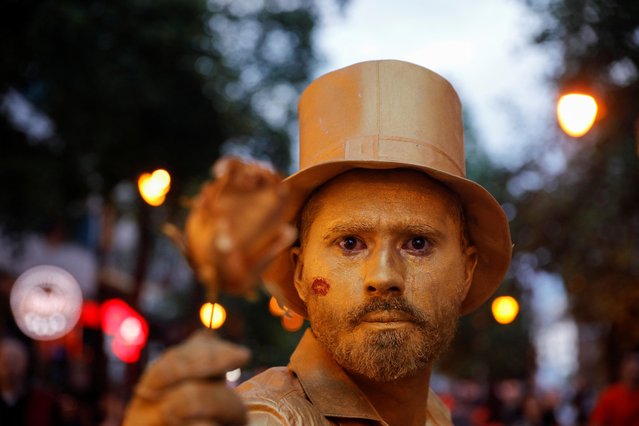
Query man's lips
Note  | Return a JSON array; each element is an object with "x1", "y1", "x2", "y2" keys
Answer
[{"x1": 360, "y1": 310, "x2": 413, "y2": 323}]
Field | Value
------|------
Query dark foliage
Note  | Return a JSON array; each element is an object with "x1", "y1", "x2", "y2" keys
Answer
[{"x1": 1, "y1": 0, "x2": 321, "y2": 234}]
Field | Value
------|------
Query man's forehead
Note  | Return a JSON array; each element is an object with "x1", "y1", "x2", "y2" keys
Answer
[
  {"x1": 297, "y1": 168, "x2": 464, "y2": 245},
  {"x1": 320, "y1": 217, "x2": 448, "y2": 241}
]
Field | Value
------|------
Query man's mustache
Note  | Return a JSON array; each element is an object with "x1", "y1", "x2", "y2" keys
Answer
[{"x1": 348, "y1": 297, "x2": 428, "y2": 327}]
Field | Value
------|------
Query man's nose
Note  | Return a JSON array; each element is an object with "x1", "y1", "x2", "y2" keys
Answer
[{"x1": 363, "y1": 244, "x2": 405, "y2": 296}]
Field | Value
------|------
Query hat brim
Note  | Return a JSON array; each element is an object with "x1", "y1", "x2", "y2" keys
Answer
[{"x1": 262, "y1": 160, "x2": 512, "y2": 316}]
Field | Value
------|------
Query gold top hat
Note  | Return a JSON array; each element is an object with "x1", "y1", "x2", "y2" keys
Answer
[{"x1": 263, "y1": 60, "x2": 512, "y2": 316}]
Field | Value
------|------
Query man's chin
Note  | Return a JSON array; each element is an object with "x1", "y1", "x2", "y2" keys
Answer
[
  {"x1": 355, "y1": 322, "x2": 424, "y2": 348},
  {"x1": 328, "y1": 328, "x2": 432, "y2": 382},
  {"x1": 309, "y1": 304, "x2": 457, "y2": 382}
]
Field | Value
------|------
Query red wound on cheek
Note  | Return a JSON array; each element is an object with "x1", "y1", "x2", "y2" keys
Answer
[{"x1": 311, "y1": 278, "x2": 330, "y2": 296}]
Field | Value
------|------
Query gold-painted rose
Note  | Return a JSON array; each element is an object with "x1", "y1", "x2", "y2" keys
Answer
[{"x1": 178, "y1": 156, "x2": 297, "y2": 301}]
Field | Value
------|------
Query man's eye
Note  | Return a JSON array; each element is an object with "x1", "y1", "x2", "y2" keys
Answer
[
  {"x1": 339, "y1": 236, "x2": 364, "y2": 251},
  {"x1": 404, "y1": 237, "x2": 430, "y2": 253}
]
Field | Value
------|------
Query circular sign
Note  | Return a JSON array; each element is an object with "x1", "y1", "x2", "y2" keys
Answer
[{"x1": 10, "y1": 265, "x2": 83, "y2": 341}]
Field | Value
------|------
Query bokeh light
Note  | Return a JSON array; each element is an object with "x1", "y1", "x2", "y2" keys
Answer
[
  {"x1": 491, "y1": 296, "x2": 520, "y2": 325},
  {"x1": 557, "y1": 93, "x2": 598, "y2": 137},
  {"x1": 138, "y1": 168, "x2": 171, "y2": 206},
  {"x1": 80, "y1": 300, "x2": 102, "y2": 329},
  {"x1": 281, "y1": 311, "x2": 304, "y2": 332},
  {"x1": 268, "y1": 296, "x2": 287, "y2": 317},
  {"x1": 119, "y1": 317, "x2": 144, "y2": 345},
  {"x1": 200, "y1": 302, "x2": 226, "y2": 329},
  {"x1": 226, "y1": 368, "x2": 242, "y2": 383},
  {"x1": 10, "y1": 265, "x2": 83, "y2": 341},
  {"x1": 101, "y1": 298, "x2": 148, "y2": 363}
]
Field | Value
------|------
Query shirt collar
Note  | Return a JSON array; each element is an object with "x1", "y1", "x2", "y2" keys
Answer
[{"x1": 288, "y1": 328, "x2": 385, "y2": 422}]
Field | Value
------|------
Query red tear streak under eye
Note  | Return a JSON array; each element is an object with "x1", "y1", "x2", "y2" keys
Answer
[{"x1": 311, "y1": 278, "x2": 330, "y2": 296}]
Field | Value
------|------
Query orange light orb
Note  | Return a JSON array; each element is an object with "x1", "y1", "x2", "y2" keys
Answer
[
  {"x1": 268, "y1": 296, "x2": 287, "y2": 317},
  {"x1": 138, "y1": 169, "x2": 171, "y2": 206},
  {"x1": 281, "y1": 311, "x2": 304, "y2": 332},
  {"x1": 200, "y1": 302, "x2": 226, "y2": 329},
  {"x1": 557, "y1": 93, "x2": 598, "y2": 137},
  {"x1": 491, "y1": 296, "x2": 520, "y2": 325}
]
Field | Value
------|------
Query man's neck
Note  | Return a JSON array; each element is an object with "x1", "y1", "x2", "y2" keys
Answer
[{"x1": 349, "y1": 367, "x2": 432, "y2": 426}]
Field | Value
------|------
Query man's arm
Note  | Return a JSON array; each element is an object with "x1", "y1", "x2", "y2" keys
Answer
[{"x1": 124, "y1": 157, "x2": 296, "y2": 425}]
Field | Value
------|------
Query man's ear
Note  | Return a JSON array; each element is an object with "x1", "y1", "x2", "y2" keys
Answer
[
  {"x1": 290, "y1": 246, "x2": 308, "y2": 303},
  {"x1": 462, "y1": 245, "x2": 478, "y2": 298}
]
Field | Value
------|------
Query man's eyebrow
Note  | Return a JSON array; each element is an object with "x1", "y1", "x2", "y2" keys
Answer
[
  {"x1": 323, "y1": 222, "x2": 376, "y2": 240},
  {"x1": 322, "y1": 221, "x2": 446, "y2": 240},
  {"x1": 399, "y1": 223, "x2": 445, "y2": 239}
]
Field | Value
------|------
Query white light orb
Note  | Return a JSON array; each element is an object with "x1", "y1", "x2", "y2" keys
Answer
[{"x1": 10, "y1": 265, "x2": 83, "y2": 341}]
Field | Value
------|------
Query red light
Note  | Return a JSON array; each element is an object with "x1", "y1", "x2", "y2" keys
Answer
[
  {"x1": 112, "y1": 336, "x2": 142, "y2": 363},
  {"x1": 101, "y1": 299, "x2": 148, "y2": 363},
  {"x1": 80, "y1": 300, "x2": 102, "y2": 329},
  {"x1": 101, "y1": 299, "x2": 132, "y2": 335},
  {"x1": 119, "y1": 316, "x2": 147, "y2": 346}
]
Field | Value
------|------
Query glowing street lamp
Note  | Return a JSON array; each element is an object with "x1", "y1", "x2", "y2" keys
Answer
[
  {"x1": 491, "y1": 296, "x2": 520, "y2": 325},
  {"x1": 557, "y1": 93, "x2": 598, "y2": 137},
  {"x1": 138, "y1": 169, "x2": 171, "y2": 206}
]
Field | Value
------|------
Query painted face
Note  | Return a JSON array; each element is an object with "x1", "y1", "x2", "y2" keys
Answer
[{"x1": 292, "y1": 169, "x2": 477, "y2": 382}]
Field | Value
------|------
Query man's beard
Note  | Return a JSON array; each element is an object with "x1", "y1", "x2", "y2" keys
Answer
[{"x1": 308, "y1": 296, "x2": 459, "y2": 382}]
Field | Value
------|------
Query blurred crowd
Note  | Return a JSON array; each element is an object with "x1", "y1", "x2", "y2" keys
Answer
[
  {"x1": 1, "y1": 321, "x2": 638, "y2": 425},
  {"x1": 2, "y1": 261, "x2": 638, "y2": 425},
  {"x1": 0, "y1": 334, "x2": 126, "y2": 426},
  {"x1": 438, "y1": 352, "x2": 639, "y2": 426}
]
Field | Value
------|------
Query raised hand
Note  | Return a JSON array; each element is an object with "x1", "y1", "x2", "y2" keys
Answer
[
  {"x1": 123, "y1": 331, "x2": 250, "y2": 426},
  {"x1": 125, "y1": 157, "x2": 296, "y2": 425}
]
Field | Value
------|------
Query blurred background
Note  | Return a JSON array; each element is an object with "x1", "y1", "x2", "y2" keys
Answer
[{"x1": 1, "y1": 0, "x2": 638, "y2": 425}]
